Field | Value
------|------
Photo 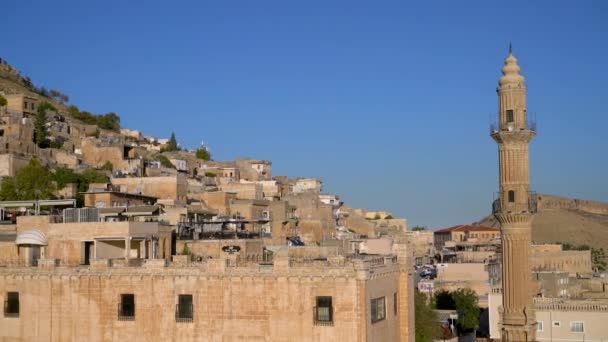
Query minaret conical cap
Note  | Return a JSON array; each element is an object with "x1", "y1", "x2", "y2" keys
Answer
[{"x1": 499, "y1": 45, "x2": 525, "y2": 87}]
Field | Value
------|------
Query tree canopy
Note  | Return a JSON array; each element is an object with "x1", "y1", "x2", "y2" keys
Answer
[
  {"x1": 34, "y1": 102, "x2": 56, "y2": 147},
  {"x1": 0, "y1": 159, "x2": 56, "y2": 200},
  {"x1": 0, "y1": 161, "x2": 109, "y2": 204},
  {"x1": 67, "y1": 105, "x2": 121, "y2": 132},
  {"x1": 434, "y1": 288, "x2": 479, "y2": 333},
  {"x1": 415, "y1": 290, "x2": 441, "y2": 342},
  {"x1": 162, "y1": 132, "x2": 179, "y2": 152},
  {"x1": 195, "y1": 146, "x2": 211, "y2": 161},
  {"x1": 0, "y1": 95, "x2": 7, "y2": 107}
]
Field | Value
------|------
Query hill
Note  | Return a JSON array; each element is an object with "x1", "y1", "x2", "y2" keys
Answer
[{"x1": 474, "y1": 194, "x2": 608, "y2": 249}]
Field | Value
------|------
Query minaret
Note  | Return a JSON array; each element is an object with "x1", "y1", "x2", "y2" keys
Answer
[{"x1": 491, "y1": 45, "x2": 537, "y2": 341}]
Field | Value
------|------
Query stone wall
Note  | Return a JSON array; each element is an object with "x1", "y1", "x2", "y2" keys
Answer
[
  {"x1": 0, "y1": 153, "x2": 30, "y2": 177},
  {"x1": 537, "y1": 194, "x2": 608, "y2": 215},
  {"x1": 111, "y1": 175, "x2": 187, "y2": 203},
  {"x1": 0, "y1": 255, "x2": 409, "y2": 341}
]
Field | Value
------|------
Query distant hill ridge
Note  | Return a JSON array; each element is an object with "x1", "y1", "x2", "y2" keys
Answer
[{"x1": 474, "y1": 194, "x2": 608, "y2": 249}]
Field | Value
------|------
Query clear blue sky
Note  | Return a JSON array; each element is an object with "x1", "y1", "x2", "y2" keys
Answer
[{"x1": 3, "y1": 1, "x2": 607, "y2": 228}]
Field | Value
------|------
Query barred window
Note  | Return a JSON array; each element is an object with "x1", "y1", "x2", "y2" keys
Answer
[
  {"x1": 570, "y1": 321, "x2": 584, "y2": 333},
  {"x1": 176, "y1": 294, "x2": 193, "y2": 322},
  {"x1": 314, "y1": 296, "x2": 333, "y2": 325},
  {"x1": 371, "y1": 296, "x2": 386, "y2": 323}
]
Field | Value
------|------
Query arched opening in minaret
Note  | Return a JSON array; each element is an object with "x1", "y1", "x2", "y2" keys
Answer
[{"x1": 508, "y1": 190, "x2": 515, "y2": 203}]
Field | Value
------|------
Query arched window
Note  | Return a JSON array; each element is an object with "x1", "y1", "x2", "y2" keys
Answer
[{"x1": 508, "y1": 190, "x2": 515, "y2": 203}]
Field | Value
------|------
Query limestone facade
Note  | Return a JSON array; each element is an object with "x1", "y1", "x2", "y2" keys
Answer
[
  {"x1": 0, "y1": 249, "x2": 413, "y2": 341},
  {"x1": 491, "y1": 47, "x2": 537, "y2": 341}
]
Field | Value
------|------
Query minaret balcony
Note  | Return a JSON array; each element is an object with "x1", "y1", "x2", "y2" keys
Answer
[
  {"x1": 492, "y1": 191, "x2": 538, "y2": 215},
  {"x1": 489, "y1": 118, "x2": 537, "y2": 134}
]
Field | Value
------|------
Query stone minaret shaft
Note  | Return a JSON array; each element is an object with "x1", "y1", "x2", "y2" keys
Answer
[{"x1": 491, "y1": 47, "x2": 537, "y2": 341}]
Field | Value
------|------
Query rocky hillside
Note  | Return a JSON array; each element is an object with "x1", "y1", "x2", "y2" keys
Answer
[
  {"x1": 474, "y1": 194, "x2": 608, "y2": 249},
  {"x1": 0, "y1": 59, "x2": 69, "y2": 112}
]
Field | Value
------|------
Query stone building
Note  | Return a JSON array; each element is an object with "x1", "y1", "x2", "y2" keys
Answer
[
  {"x1": 0, "y1": 206, "x2": 416, "y2": 341},
  {"x1": 82, "y1": 184, "x2": 158, "y2": 208},
  {"x1": 111, "y1": 175, "x2": 188, "y2": 205},
  {"x1": 433, "y1": 225, "x2": 499, "y2": 251},
  {"x1": 3, "y1": 94, "x2": 38, "y2": 116},
  {"x1": 488, "y1": 293, "x2": 608, "y2": 341},
  {"x1": 0, "y1": 251, "x2": 413, "y2": 341}
]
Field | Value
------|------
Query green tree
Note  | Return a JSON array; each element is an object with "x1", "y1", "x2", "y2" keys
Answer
[
  {"x1": 52, "y1": 167, "x2": 109, "y2": 205},
  {"x1": 434, "y1": 289, "x2": 455, "y2": 309},
  {"x1": 163, "y1": 132, "x2": 179, "y2": 152},
  {"x1": 434, "y1": 288, "x2": 479, "y2": 333},
  {"x1": 415, "y1": 290, "x2": 440, "y2": 342},
  {"x1": 0, "y1": 159, "x2": 56, "y2": 200},
  {"x1": 195, "y1": 146, "x2": 211, "y2": 161},
  {"x1": 34, "y1": 102, "x2": 55, "y2": 147},
  {"x1": 0, "y1": 95, "x2": 7, "y2": 107},
  {"x1": 412, "y1": 226, "x2": 427, "y2": 231},
  {"x1": 451, "y1": 288, "x2": 479, "y2": 332}
]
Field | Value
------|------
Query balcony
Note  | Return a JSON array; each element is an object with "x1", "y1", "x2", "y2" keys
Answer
[
  {"x1": 492, "y1": 192, "x2": 538, "y2": 215},
  {"x1": 489, "y1": 117, "x2": 537, "y2": 134}
]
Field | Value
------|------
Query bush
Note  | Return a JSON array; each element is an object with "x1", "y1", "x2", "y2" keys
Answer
[
  {"x1": 52, "y1": 167, "x2": 109, "y2": 205},
  {"x1": 155, "y1": 155, "x2": 174, "y2": 169},
  {"x1": 67, "y1": 106, "x2": 121, "y2": 132},
  {"x1": 204, "y1": 172, "x2": 216, "y2": 178},
  {"x1": 101, "y1": 161, "x2": 113, "y2": 171},
  {"x1": 0, "y1": 95, "x2": 7, "y2": 107}
]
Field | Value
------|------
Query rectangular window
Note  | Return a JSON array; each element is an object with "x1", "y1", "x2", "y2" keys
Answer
[
  {"x1": 314, "y1": 296, "x2": 333, "y2": 325},
  {"x1": 371, "y1": 296, "x2": 386, "y2": 323},
  {"x1": 537, "y1": 321, "x2": 543, "y2": 332},
  {"x1": 506, "y1": 109, "x2": 514, "y2": 123},
  {"x1": 570, "y1": 321, "x2": 584, "y2": 333},
  {"x1": 393, "y1": 292, "x2": 398, "y2": 316},
  {"x1": 118, "y1": 294, "x2": 135, "y2": 320},
  {"x1": 176, "y1": 294, "x2": 193, "y2": 322},
  {"x1": 4, "y1": 292, "x2": 19, "y2": 317}
]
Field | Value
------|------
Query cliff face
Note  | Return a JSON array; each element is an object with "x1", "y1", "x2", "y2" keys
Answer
[{"x1": 474, "y1": 194, "x2": 608, "y2": 249}]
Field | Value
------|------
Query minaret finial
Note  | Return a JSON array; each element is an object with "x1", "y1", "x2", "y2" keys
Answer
[{"x1": 509, "y1": 42, "x2": 513, "y2": 55}]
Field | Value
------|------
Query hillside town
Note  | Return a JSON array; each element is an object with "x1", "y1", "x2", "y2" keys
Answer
[
  {"x1": 0, "y1": 42, "x2": 607, "y2": 342},
  {"x1": 0, "y1": 57, "x2": 416, "y2": 341}
]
